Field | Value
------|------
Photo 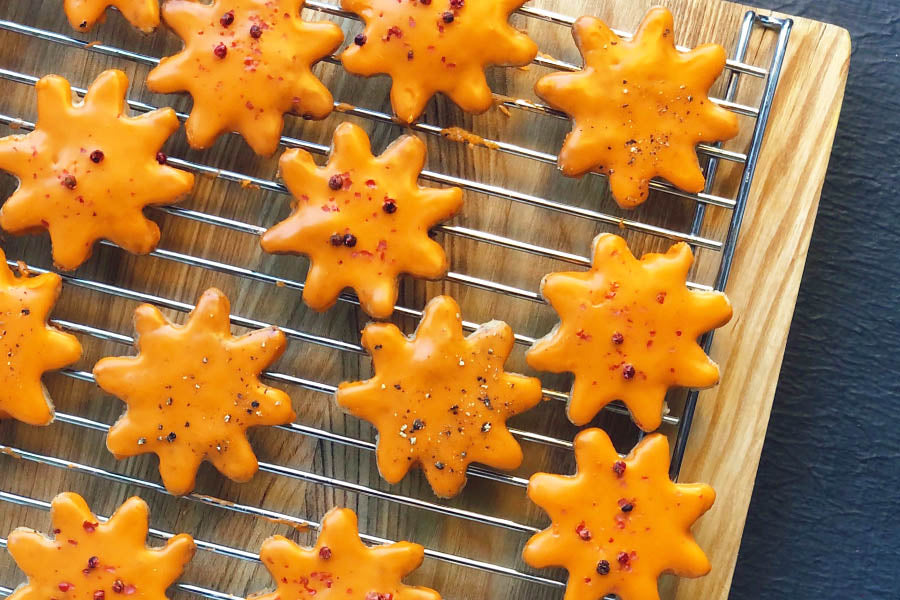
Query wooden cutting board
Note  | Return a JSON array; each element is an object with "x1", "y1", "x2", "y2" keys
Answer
[{"x1": 0, "y1": 1, "x2": 849, "y2": 599}]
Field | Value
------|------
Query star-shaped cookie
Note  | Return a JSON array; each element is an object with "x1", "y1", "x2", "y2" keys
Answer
[
  {"x1": 0, "y1": 249, "x2": 82, "y2": 425},
  {"x1": 64, "y1": 0, "x2": 160, "y2": 33},
  {"x1": 147, "y1": 0, "x2": 344, "y2": 155},
  {"x1": 253, "y1": 507, "x2": 441, "y2": 600},
  {"x1": 336, "y1": 295, "x2": 543, "y2": 498},
  {"x1": 93, "y1": 287, "x2": 296, "y2": 495},
  {"x1": 524, "y1": 429, "x2": 715, "y2": 600},
  {"x1": 0, "y1": 70, "x2": 194, "y2": 270},
  {"x1": 7, "y1": 492, "x2": 195, "y2": 600},
  {"x1": 260, "y1": 122, "x2": 462, "y2": 319},
  {"x1": 527, "y1": 234, "x2": 733, "y2": 431},
  {"x1": 535, "y1": 7, "x2": 740, "y2": 208},
  {"x1": 340, "y1": 0, "x2": 538, "y2": 123}
]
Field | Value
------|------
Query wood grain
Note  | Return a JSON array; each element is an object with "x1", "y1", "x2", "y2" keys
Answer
[{"x1": 0, "y1": 1, "x2": 849, "y2": 600}]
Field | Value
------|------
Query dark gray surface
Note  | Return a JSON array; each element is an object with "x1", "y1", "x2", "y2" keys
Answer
[{"x1": 730, "y1": 1, "x2": 900, "y2": 598}]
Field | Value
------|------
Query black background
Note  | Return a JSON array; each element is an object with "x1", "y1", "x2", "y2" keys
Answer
[{"x1": 730, "y1": 1, "x2": 899, "y2": 598}]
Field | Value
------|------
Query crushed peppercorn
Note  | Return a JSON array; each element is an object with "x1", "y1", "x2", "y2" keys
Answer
[
  {"x1": 219, "y1": 11, "x2": 234, "y2": 27},
  {"x1": 622, "y1": 364, "x2": 636, "y2": 380},
  {"x1": 213, "y1": 43, "x2": 227, "y2": 59},
  {"x1": 90, "y1": 150, "x2": 104, "y2": 163},
  {"x1": 596, "y1": 560, "x2": 611, "y2": 575}
]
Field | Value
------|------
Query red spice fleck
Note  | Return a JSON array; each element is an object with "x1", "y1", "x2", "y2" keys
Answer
[
  {"x1": 612, "y1": 460, "x2": 626, "y2": 477},
  {"x1": 83, "y1": 521, "x2": 98, "y2": 533},
  {"x1": 365, "y1": 179, "x2": 377, "y2": 188},
  {"x1": 213, "y1": 42, "x2": 227, "y2": 58},
  {"x1": 318, "y1": 546, "x2": 332, "y2": 560},
  {"x1": 58, "y1": 583, "x2": 74, "y2": 592},
  {"x1": 611, "y1": 332, "x2": 624, "y2": 345},
  {"x1": 328, "y1": 174, "x2": 344, "y2": 190},
  {"x1": 575, "y1": 521, "x2": 592, "y2": 541},
  {"x1": 575, "y1": 329, "x2": 592, "y2": 341},
  {"x1": 385, "y1": 26, "x2": 402, "y2": 40},
  {"x1": 675, "y1": 330, "x2": 682, "y2": 336},
  {"x1": 617, "y1": 552, "x2": 630, "y2": 566},
  {"x1": 94, "y1": 591, "x2": 105, "y2": 600},
  {"x1": 656, "y1": 292, "x2": 666, "y2": 304},
  {"x1": 622, "y1": 364, "x2": 636, "y2": 380}
]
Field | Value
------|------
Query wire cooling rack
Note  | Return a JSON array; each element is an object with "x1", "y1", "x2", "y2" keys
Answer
[{"x1": 0, "y1": 2, "x2": 792, "y2": 599}]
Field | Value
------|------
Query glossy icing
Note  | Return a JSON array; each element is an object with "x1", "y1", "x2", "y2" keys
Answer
[
  {"x1": 254, "y1": 507, "x2": 441, "y2": 600},
  {"x1": 7, "y1": 492, "x2": 195, "y2": 600},
  {"x1": 535, "y1": 7, "x2": 739, "y2": 208},
  {"x1": 527, "y1": 233, "x2": 732, "y2": 431},
  {"x1": 0, "y1": 250, "x2": 82, "y2": 425},
  {"x1": 524, "y1": 430, "x2": 715, "y2": 600},
  {"x1": 93, "y1": 288, "x2": 296, "y2": 495},
  {"x1": 340, "y1": 0, "x2": 538, "y2": 123},
  {"x1": 147, "y1": 0, "x2": 344, "y2": 155},
  {"x1": 336, "y1": 295, "x2": 543, "y2": 498},
  {"x1": 64, "y1": 0, "x2": 160, "y2": 32},
  {"x1": 0, "y1": 70, "x2": 194, "y2": 270},
  {"x1": 260, "y1": 122, "x2": 462, "y2": 319}
]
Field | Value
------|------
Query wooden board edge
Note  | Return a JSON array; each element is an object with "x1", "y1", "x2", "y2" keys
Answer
[{"x1": 671, "y1": 7, "x2": 851, "y2": 600}]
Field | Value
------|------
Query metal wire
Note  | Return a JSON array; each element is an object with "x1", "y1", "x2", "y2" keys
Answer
[{"x1": 0, "y1": 5, "x2": 792, "y2": 598}]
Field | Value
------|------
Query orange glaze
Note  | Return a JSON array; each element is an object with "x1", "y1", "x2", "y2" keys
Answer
[
  {"x1": 534, "y1": 7, "x2": 739, "y2": 208},
  {"x1": 93, "y1": 288, "x2": 296, "y2": 495},
  {"x1": 0, "y1": 70, "x2": 194, "y2": 271},
  {"x1": 336, "y1": 295, "x2": 543, "y2": 498},
  {"x1": 7, "y1": 492, "x2": 195, "y2": 600},
  {"x1": 340, "y1": 0, "x2": 538, "y2": 123},
  {"x1": 527, "y1": 234, "x2": 732, "y2": 431},
  {"x1": 0, "y1": 250, "x2": 82, "y2": 425},
  {"x1": 64, "y1": 0, "x2": 160, "y2": 32},
  {"x1": 147, "y1": 0, "x2": 344, "y2": 155},
  {"x1": 523, "y1": 430, "x2": 715, "y2": 600},
  {"x1": 260, "y1": 122, "x2": 462, "y2": 319},
  {"x1": 254, "y1": 508, "x2": 440, "y2": 600}
]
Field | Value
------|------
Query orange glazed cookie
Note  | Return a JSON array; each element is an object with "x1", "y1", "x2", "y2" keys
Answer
[
  {"x1": 261, "y1": 123, "x2": 462, "y2": 319},
  {"x1": 340, "y1": 0, "x2": 538, "y2": 123},
  {"x1": 64, "y1": 0, "x2": 160, "y2": 33},
  {"x1": 0, "y1": 250, "x2": 82, "y2": 425},
  {"x1": 93, "y1": 288, "x2": 296, "y2": 495},
  {"x1": 524, "y1": 429, "x2": 715, "y2": 600},
  {"x1": 535, "y1": 7, "x2": 739, "y2": 208},
  {"x1": 254, "y1": 508, "x2": 440, "y2": 600},
  {"x1": 336, "y1": 295, "x2": 543, "y2": 498},
  {"x1": 147, "y1": 0, "x2": 344, "y2": 155},
  {"x1": 7, "y1": 492, "x2": 195, "y2": 600},
  {"x1": 0, "y1": 70, "x2": 194, "y2": 270},
  {"x1": 527, "y1": 234, "x2": 732, "y2": 431}
]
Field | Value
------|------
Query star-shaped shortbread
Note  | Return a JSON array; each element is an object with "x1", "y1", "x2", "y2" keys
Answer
[
  {"x1": 0, "y1": 70, "x2": 194, "y2": 270},
  {"x1": 340, "y1": 0, "x2": 538, "y2": 123},
  {"x1": 336, "y1": 295, "x2": 543, "y2": 498},
  {"x1": 0, "y1": 250, "x2": 82, "y2": 425},
  {"x1": 7, "y1": 492, "x2": 195, "y2": 600},
  {"x1": 93, "y1": 288, "x2": 296, "y2": 495},
  {"x1": 261, "y1": 122, "x2": 462, "y2": 319},
  {"x1": 535, "y1": 7, "x2": 739, "y2": 208},
  {"x1": 524, "y1": 429, "x2": 715, "y2": 600},
  {"x1": 64, "y1": 0, "x2": 160, "y2": 33},
  {"x1": 527, "y1": 234, "x2": 732, "y2": 431},
  {"x1": 254, "y1": 507, "x2": 441, "y2": 600},
  {"x1": 147, "y1": 0, "x2": 344, "y2": 155}
]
